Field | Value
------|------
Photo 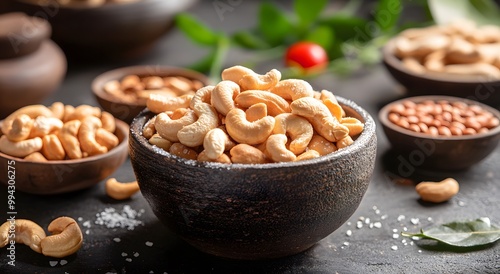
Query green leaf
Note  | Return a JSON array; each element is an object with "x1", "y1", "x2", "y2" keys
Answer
[
  {"x1": 469, "y1": 0, "x2": 500, "y2": 19},
  {"x1": 293, "y1": 0, "x2": 328, "y2": 27},
  {"x1": 402, "y1": 217, "x2": 500, "y2": 247},
  {"x1": 305, "y1": 25, "x2": 334, "y2": 53},
  {"x1": 319, "y1": 15, "x2": 371, "y2": 42},
  {"x1": 175, "y1": 14, "x2": 220, "y2": 46},
  {"x1": 231, "y1": 31, "x2": 271, "y2": 50},
  {"x1": 427, "y1": 0, "x2": 500, "y2": 25},
  {"x1": 258, "y1": 2, "x2": 292, "y2": 46},
  {"x1": 374, "y1": 0, "x2": 402, "y2": 32}
]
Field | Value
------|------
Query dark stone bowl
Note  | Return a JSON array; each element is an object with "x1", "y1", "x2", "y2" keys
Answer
[
  {"x1": 382, "y1": 38, "x2": 500, "y2": 107},
  {"x1": 379, "y1": 95, "x2": 500, "y2": 172},
  {"x1": 129, "y1": 96, "x2": 377, "y2": 260}
]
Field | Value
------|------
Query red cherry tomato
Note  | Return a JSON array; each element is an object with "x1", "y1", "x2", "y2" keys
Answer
[{"x1": 285, "y1": 42, "x2": 329, "y2": 72}]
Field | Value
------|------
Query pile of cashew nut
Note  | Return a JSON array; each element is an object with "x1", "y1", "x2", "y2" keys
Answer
[
  {"x1": 394, "y1": 20, "x2": 500, "y2": 78},
  {"x1": 104, "y1": 73, "x2": 204, "y2": 103},
  {"x1": 0, "y1": 217, "x2": 83, "y2": 258},
  {"x1": 0, "y1": 103, "x2": 120, "y2": 161},
  {"x1": 142, "y1": 65, "x2": 364, "y2": 164}
]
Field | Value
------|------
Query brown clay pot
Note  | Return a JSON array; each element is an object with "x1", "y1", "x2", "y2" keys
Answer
[{"x1": 0, "y1": 12, "x2": 66, "y2": 118}]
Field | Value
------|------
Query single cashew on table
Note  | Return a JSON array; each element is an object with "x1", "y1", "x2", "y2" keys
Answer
[
  {"x1": 415, "y1": 178, "x2": 460, "y2": 203},
  {"x1": 0, "y1": 216, "x2": 83, "y2": 258},
  {"x1": 0, "y1": 103, "x2": 120, "y2": 161},
  {"x1": 143, "y1": 65, "x2": 365, "y2": 164},
  {"x1": 394, "y1": 19, "x2": 500, "y2": 78}
]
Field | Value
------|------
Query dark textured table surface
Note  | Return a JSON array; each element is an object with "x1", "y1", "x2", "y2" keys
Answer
[{"x1": 1, "y1": 1, "x2": 499, "y2": 273}]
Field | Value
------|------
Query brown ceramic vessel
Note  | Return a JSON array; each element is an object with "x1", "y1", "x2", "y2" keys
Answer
[
  {"x1": 0, "y1": 119, "x2": 129, "y2": 194},
  {"x1": 379, "y1": 95, "x2": 500, "y2": 171},
  {"x1": 129, "y1": 96, "x2": 377, "y2": 260}
]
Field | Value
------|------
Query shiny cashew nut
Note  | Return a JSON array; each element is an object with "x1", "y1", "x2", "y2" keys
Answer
[
  {"x1": 203, "y1": 127, "x2": 235, "y2": 160},
  {"x1": 49, "y1": 102, "x2": 65, "y2": 120},
  {"x1": 154, "y1": 110, "x2": 197, "y2": 142},
  {"x1": 169, "y1": 143, "x2": 198, "y2": 160},
  {"x1": 148, "y1": 134, "x2": 172, "y2": 151},
  {"x1": 24, "y1": 152, "x2": 48, "y2": 162},
  {"x1": 0, "y1": 219, "x2": 46, "y2": 253},
  {"x1": 269, "y1": 79, "x2": 314, "y2": 101},
  {"x1": 62, "y1": 105, "x2": 75, "y2": 123},
  {"x1": 211, "y1": 80, "x2": 240, "y2": 116},
  {"x1": 0, "y1": 135, "x2": 43, "y2": 158},
  {"x1": 290, "y1": 97, "x2": 349, "y2": 142},
  {"x1": 146, "y1": 93, "x2": 193, "y2": 114},
  {"x1": 95, "y1": 128, "x2": 119, "y2": 151},
  {"x1": 59, "y1": 120, "x2": 83, "y2": 159},
  {"x1": 105, "y1": 178, "x2": 140, "y2": 200},
  {"x1": 40, "y1": 217, "x2": 83, "y2": 258},
  {"x1": 78, "y1": 116, "x2": 108, "y2": 156},
  {"x1": 198, "y1": 150, "x2": 232, "y2": 164},
  {"x1": 66, "y1": 105, "x2": 101, "y2": 122},
  {"x1": 142, "y1": 115, "x2": 157, "y2": 140},
  {"x1": 229, "y1": 144, "x2": 268, "y2": 164},
  {"x1": 1, "y1": 105, "x2": 53, "y2": 135},
  {"x1": 225, "y1": 108, "x2": 275, "y2": 145},
  {"x1": 100, "y1": 111, "x2": 116, "y2": 133},
  {"x1": 29, "y1": 116, "x2": 64, "y2": 138},
  {"x1": 5, "y1": 114, "x2": 33, "y2": 142},
  {"x1": 266, "y1": 134, "x2": 296, "y2": 162},
  {"x1": 415, "y1": 178, "x2": 459, "y2": 203},
  {"x1": 239, "y1": 68, "x2": 281, "y2": 91},
  {"x1": 221, "y1": 65, "x2": 255, "y2": 84},
  {"x1": 308, "y1": 135, "x2": 337, "y2": 156},
  {"x1": 447, "y1": 36, "x2": 481, "y2": 64},
  {"x1": 341, "y1": 117, "x2": 364, "y2": 137},
  {"x1": 41, "y1": 134, "x2": 66, "y2": 160},
  {"x1": 273, "y1": 113, "x2": 313, "y2": 155},
  {"x1": 337, "y1": 136, "x2": 354, "y2": 149},
  {"x1": 245, "y1": 102, "x2": 268, "y2": 122},
  {"x1": 296, "y1": 150, "x2": 320, "y2": 161},
  {"x1": 235, "y1": 90, "x2": 290, "y2": 116},
  {"x1": 443, "y1": 63, "x2": 500, "y2": 78}
]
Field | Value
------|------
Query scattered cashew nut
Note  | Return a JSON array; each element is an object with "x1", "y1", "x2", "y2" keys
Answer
[
  {"x1": 40, "y1": 217, "x2": 83, "y2": 258},
  {"x1": 105, "y1": 178, "x2": 140, "y2": 200},
  {"x1": 415, "y1": 178, "x2": 459, "y2": 203},
  {"x1": 0, "y1": 219, "x2": 46, "y2": 253}
]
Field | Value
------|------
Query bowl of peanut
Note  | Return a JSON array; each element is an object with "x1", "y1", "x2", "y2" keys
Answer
[
  {"x1": 383, "y1": 20, "x2": 500, "y2": 106},
  {"x1": 92, "y1": 65, "x2": 210, "y2": 123},
  {"x1": 129, "y1": 66, "x2": 377, "y2": 260},
  {"x1": 0, "y1": 102, "x2": 129, "y2": 194},
  {"x1": 379, "y1": 95, "x2": 500, "y2": 171}
]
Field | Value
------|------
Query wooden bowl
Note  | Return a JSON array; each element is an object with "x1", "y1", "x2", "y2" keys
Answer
[
  {"x1": 0, "y1": 119, "x2": 129, "y2": 194},
  {"x1": 379, "y1": 96, "x2": 500, "y2": 171},
  {"x1": 129, "y1": 96, "x2": 377, "y2": 260},
  {"x1": 92, "y1": 65, "x2": 210, "y2": 123},
  {"x1": 5, "y1": 0, "x2": 198, "y2": 59},
  {"x1": 382, "y1": 38, "x2": 500, "y2": 107}
]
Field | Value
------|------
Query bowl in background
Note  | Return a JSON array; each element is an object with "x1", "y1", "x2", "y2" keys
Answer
[
  {"x1": 379, "y1": 95, "x2": 500, "y2": 171},
  {"x1": 0, "y1": 118, "x2": 129, "y2": 194},
  {"x1": 382, "y1": 38, "x2": 500, "y2": 107},
  {"x1": 92, "y1": 65, "x2": 210, "y2": 123},
  {"x1": 129, "y1": 96, "x2": 377, "y2": 260},
  {"x1": 5, "y1": 0, "x2": 198, "y2": 59}
]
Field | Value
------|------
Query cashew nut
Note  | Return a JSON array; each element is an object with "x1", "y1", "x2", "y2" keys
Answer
[
  {"x1": 148, "y1": 134, "x2": 172, "y2": 151},
  {"x1": 146, "y1": 93, "x2": 194, "y2": 114},
  {"x1": 105, "y1": 178, "x2": 140, "y2": 200},
  {"x1": 229, "y1": 144, "x2": 268, "y2": 164},
  {"x1": 235, "y1": 90, "x2": 290, "y2": 116},
  {"x1": 41, "y1": 134, "x2": 66, "y2": 160},
  {"x1": 402, "y1": 57, "x2": 426, "y2": 74},
  {"x1": 1, "y1": 105, "x2": 53, "y2": 135},
  {"x1": 211, "y1": 80, "x2": 240, "y2": 116},
  {"x1": 95, "y1": 128, "x2": 119, "y2": 151},
  {"x1": 273, "y1": 113, "x2": 313, "y2": 155},
  {"x1": 189, "y1": 85, "x2": 214, "y2": 111},
  {"x1": 5, "y1": 114, "x2": 33, "y2": 142},
  {"x1": 221, "y1": 65, "x2": 255, "y2": 84},
  {"x1": 40, "y1": 217, "x2": 83, "y2": 258},
  {"x1": 394, "y1": 34, "x2": 450, "y2": 58},
  {"x1": 447, "y1": 36, "x2": 481, "y2": 64},
  {"x1": 29, "y1": 116, "x2": 64, "y2": 138},
  {"x1": 0, "y1": 219, "x2": 46, "y2": 253},
  {"x1": 203, "y1": 127, "x2": 235, "y2": 159},
  {"x1": 269, "y1": 79, "x2": 314, "y2": 101},
  {"x1": 0, "y1": 135, "x2": 43, "y2": 158},
  {"x1": 49, "y1": 102, "x2": 65, "y2": 120},
  {"x1": 78, "y1": 116, "x2": 108, "y2": 156},
  {"x1": 198, "y1": 150, "x2": 232, "y2": 164},
  {"x1": 58, "y1": 120, "x2": 83, "y2": 159},
  {"x1": 24, "y1": 152, "x2": 48, "y2": 162},
  {"x1": 442, "y1": 63, "x2": 500, "y2": 78},
  {"x1": 142, "y1": 115, "x2": 157, "y2": 140},
  {"x1": 169, "y1": 143, "x2": 198, "y2": 160},
  {"x1": 154, "y1": 109, "x2": 197, "y2": 142},
  {"x1": 296, "y1": 150, "x2": 320, "y2": 161},
  {"x1": 62, "y1": 105, "x2": 75, "y2": 123},
  {"x1": 225, "y1": 108, "x2": 275, "y2": 145},
  {"x1": 100, "y1": 111, "x2": 116, "y2": 133},
  {"x1": 66, "y1": 105, "x2": 101, "y2": 122},
  {"x1": 308, "y1": 135, "x2": 337, "y2": 156},
  {"x1": 320, "y1": 90, "x2": 345, "y2": 118},
  {"x1": 239, "y1": 69, "x2": 281, "y2": 91},
  {"x1": 290, "y1": 97, "x2": 349, "y2": 142},
  {"x1": 245, "y1": 102, "x2": 268, "y2": 122},
  {"x1": 423, "y1": 50, "x2": 446, "y2": 72},
  {"x1": 415, "y1": 178, "x2": 459, "y2": 203},
  {"x1": 336, "y1": 136, "x2": 354, "y2": 149},
  {"x1": 266, "y1": 134, "x2": 296, "y2": 162},
  {"x1": 341, "y1": 117, "x2": 364, "y2": 137}
]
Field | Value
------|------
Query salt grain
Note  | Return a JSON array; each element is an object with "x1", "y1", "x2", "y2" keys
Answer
[
  {"x1": 60, "y1": 260, "x2": 68, "y2": 266},
  {"x1": 49, "y1": 261, "x2": 58, "y2": 267},
  {"x1": 83, "y1": 220, "x2": 91, "y2": 228},
  {"x1": 134, "y1": 252, "x2": 139, "y2": 257},
  {"x1": 113, "y1": 238, "x2": 121, "y2": 243},
  {"x1": 364, "y1": 218, "x2": 371, "y2": 224},
  {"x1": 381, "y1": 214, "x2": 388, "y2": 220},
  {"x1": 95, "y1": 205, "x2": 144, "y2": 230},
  {"x1": 343, "y1": 242, "x2": 349, "y2": 246},
  {"x1": 126, "y1": 258, "x2": 132, "y2": 262},
  {"x1": 121, "y1": 252, "x2": 128, "y2": 257},
  {"x1": 410, "y1": 218, "x2": 419, "y2": 225},
  {"x1": 458, "y1": 201, "x2": 466, "y2": 207},
  {"x1": 346, "y1": 230, "x2": 352, "y2": 236},
  {"x1": 418, "y1": 250, "x2": 422, "y2": 253},
  {"x1": 427, "y1": 217, "x2": 433, "y2": 222},
  {"x1": 392, "y1": 229, "x2": 398, "y2": 233},
  {"x1": 85, "y1": 230, "x2": 90, "y2": 235},
  {"x1": 77, "y1": 217, "x2": 83, "y2": 222},
  {"x1": 403, "y1": 227, "x2": 408, "y2": 231},
  {"x1": 146, "y1": 241, "x2": 154, "y2": 247},
  {"x1": 356, "y1": 221, "x2": 363, "y2": 229},
  {"x1": 391, "y1": 245, "x2": 398, "y2": 251},
  {"x1": 397, "y1": 215, "x2": 405, "y2": 222},
  {"x1": 392, "y1": 233, "x2": 399, "y2": 239},
  {"x1": 373, "y1": 222, "x2": 382, "y2": 228}
]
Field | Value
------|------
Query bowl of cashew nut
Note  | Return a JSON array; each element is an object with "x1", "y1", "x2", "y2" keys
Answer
[
  {"x1": 0, "y1": 102, "x2": 129, "y2": 194},
  {"x1": 92, "y1": 65, "x2": 210, "y2": 124},
  {"x1": 383, "y1": 20, "x2": 500, "y2": 106},
  {"x1": 129, "y1": 65, "x2": 377, "y2": 260}
]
